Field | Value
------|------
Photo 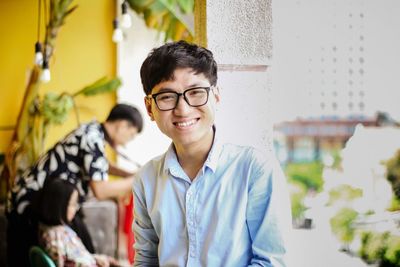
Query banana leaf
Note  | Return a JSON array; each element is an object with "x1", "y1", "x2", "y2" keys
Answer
[
  {"x1": 127, "y1": 0, "x2": 194, "y2": 41},
  {"x1": 46, "y1": 0, "x2": 78, "y2": 51},
  {"x1": 73, "y1": 77, "x2": 122, "y2": 97}
]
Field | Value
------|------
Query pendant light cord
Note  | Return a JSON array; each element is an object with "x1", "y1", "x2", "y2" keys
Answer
[
  {"x1": 43, "y1": 0, "x2": 48, "y2": 63},
  {"x1": 37, "y1": 0, "x2": 41, "y2": 41}
]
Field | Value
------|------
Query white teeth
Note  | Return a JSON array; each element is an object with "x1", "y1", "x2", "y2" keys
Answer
[{"x1": 176, "y1": 119, "x2": 196, "y2": 127}]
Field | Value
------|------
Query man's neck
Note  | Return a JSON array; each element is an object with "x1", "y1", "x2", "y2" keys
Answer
[
  {"x1": 174, "y1": 129, "x2": 215, "y2": 180},
  {"x1": 102, "y1": 122, "x2": 115, "y2": 148}
]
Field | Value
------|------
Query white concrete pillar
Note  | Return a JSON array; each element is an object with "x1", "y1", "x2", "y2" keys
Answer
[{"x1": 196, "y1": 0, "x2": 273, "y2": 153}]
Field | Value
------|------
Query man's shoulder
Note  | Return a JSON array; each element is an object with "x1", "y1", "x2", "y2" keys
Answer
[
  {"x1": 76, "y1": 121, "x2": 101, "y2": 135},
  {"x1": 220, "y1": 143, "x2": 272, "y2": 163},
  {"x1": 136, "y1": 153, "x2": 167, "y2": 178},
  {"x1": 216, "y1": 143, "x2": 279, "y2": 177},
  {"x1": 73, "y1": 121, "x2": 105, "y2": 149},
  {"x1": 66, "y1": 121, "x2": 99, "y2": 136}
]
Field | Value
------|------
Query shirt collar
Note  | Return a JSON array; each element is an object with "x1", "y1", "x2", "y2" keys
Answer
[
  {"x1": 163, "y1": 126, "x2": 222, "y2": 176},
  {"x1": 163, "y1": 144, "x2": 189, "y2": 180},
  {"x1": 204, "y1": 126, "x2": 222, "y2": 173},
  {"x1": 164, "y1": 143, "x2": 179, "y2": 172}
]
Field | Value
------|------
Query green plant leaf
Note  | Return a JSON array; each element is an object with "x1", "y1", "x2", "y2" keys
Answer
[
  {"x1": 330, "y1": 207, "x2": 358, "y2": 244},
  {"x1": 128, "y1": 0, "x2": 155, "y2": 11},
  {"x1": 127, "y1": 0, "x2": 193, "y2": 41},
  {"x1": 176, "y1": 0, "x2": 193, "y2": 13},
  {"x1": 73, "y1": 77, "x2": 122, "y2": 97},
  {"x1": 65, "y1": 5, "x2": 79, "y2": 17},
  {"x1": 285, "y1": 161, "x2": 324, "y2": 192},
  {"x1": 42, "y1": 92, "x2": 74, "y2": 125}
]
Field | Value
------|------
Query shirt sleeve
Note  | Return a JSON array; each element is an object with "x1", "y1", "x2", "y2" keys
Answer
[
  {"x1": 132, "y1": 174, "x2": 159, "y2": 266},
  {"x1": 40, "y1": 228, "x2": 67, "y2": 267},
  {"x1": 246, "y1": 151, "x2": 292, "y2": 267},
  {"x1": 81, "y1": 128, "x2": 109, "y2": 182}
]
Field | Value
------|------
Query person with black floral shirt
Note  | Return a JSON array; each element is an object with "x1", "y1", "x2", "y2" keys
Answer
[{"x1": 6, "y1": 103, "x2": 143, "y2": 267}]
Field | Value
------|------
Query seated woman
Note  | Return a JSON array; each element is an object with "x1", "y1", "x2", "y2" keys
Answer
[{"x1": 36, "y1": 178, "x2": 121, "y2": 267}]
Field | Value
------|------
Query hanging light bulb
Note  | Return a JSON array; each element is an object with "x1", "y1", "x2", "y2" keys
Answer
[
  {"x1": 34, "y1": 42, "x2": 43, "y2": 65},
  {"x1": 112, "y1": 19, "x2": 124, "y2": 43},
  {"x1": 40, "y1": 60, "x2": 51, "y2": 83},
  {"x1": 120, "y1": 1, "x2": 132, "y2": 29}
]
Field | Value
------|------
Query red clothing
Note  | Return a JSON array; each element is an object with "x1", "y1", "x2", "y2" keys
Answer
[{"x1": 124, "y1": 195, "x2": 135, "y2": 263}]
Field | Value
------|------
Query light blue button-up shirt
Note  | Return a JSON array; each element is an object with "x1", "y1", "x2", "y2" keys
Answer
[{"x1": 132, "y1": 132, "x2": 291, "y2": 267}]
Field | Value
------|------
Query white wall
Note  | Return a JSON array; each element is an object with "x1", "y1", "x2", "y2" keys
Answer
[
  {"x1": 272, "y1": 0, "x2": 400, "y2": 122},
  {"x1": 207, "y1": 0, "x2": 273, "y2": 154},
  {"x1": 116, "y1": 11, "x2": 170, "y2": 167}
]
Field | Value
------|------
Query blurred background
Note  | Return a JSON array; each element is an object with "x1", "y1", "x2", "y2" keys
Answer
[
  {"x1": 0, "y1": 0, "x2": 399, "y2": 266},
  {"x1": 273, "y1": 1, "x2": 400, "y2": 266}
]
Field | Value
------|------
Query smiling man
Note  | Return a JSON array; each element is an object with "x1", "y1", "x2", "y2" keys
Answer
[{"x1": 133, "y1": 41, "x2": 291, "y2": 267}]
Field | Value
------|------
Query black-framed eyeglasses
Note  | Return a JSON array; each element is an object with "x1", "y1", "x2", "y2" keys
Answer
[{"x1": 147, "y1": 87, "x2": 211, "y2": 111}]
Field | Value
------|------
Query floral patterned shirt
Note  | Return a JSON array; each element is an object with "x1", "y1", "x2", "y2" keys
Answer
[
  {"x1": 39, "y1": 224, "x2": 97, "y2": 267},
  {"x1": 7, "y1": 121, "x2": 109, "y2": 215}
]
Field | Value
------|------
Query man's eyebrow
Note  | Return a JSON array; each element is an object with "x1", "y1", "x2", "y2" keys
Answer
[
  {"x1": 155, "y1": 87, "x2": 176, "y2": 93},
  {"x1": 155, "y1": 83, "x2": 209, "y2": 93},
  {"x1": 187, "y1": 83, "x2": 207, "y2": 88}
]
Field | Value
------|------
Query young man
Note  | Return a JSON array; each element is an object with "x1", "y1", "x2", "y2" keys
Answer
[
  {"x1": 7, "y1": 103, "x2": 143, "y2": 267},
  {"x1": 133, "y1": 41, "x2": 292, "y2": 266}
]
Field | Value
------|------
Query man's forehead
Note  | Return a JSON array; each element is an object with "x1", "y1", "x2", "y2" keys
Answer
[
  {"x1": 115, "y1": 120, "x2": 135, "y2": 128},
  {"x1": 152, "y1": 69, "x2": 209, "y2": 92},
  {"x1": 162, "y1": 67, "x2": 195, "y2": 82}
]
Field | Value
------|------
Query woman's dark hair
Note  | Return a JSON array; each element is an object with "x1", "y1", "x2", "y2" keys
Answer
[
  {"x1": 106, "y1": 103, "x2": 144, "y2": 133},
  {"x1": 36, "y1": 178, "x2": 77, "y2": 226},
  {"x1": 140, "y1": 40, "x2": 218, "y2": 95}
]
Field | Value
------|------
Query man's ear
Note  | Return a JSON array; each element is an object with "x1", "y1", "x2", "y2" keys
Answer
[
  {"x1": 213, "y1": 86, "x2": 221, "y2": 104},
  {"x1": 144, "y1": 97, "x2": 155, "y2": 121}
]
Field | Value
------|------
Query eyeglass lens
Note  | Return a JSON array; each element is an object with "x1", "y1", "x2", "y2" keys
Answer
[{"x1": 154, "y1": 87, "x2": 209, "y2": 111}]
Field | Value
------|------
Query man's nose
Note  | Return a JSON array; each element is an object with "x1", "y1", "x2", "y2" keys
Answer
[{"x1": 174, "y1": 95, "x2": 191, "y2": 114}]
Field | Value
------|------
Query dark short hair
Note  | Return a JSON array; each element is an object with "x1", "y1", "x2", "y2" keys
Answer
[
  {"x1": 106, "y1": 103, "x2": 144, "y2": 133},
  {"x1": 36, "y1": 178, "x2": 77, "y2": 226},
  {"x1": 140, "y1": 40, "x2": 218, "y2": 95}
]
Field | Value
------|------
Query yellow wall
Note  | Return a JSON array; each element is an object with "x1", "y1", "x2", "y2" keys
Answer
[{"x1": 0, "y1": 0, "x2": 116, "y2": 152}]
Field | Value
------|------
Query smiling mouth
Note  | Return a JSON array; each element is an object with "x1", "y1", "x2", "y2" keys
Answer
[{"x1": 174, "y1": 119, "x2": 198, "y2": 128}]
